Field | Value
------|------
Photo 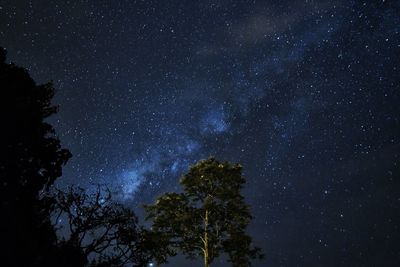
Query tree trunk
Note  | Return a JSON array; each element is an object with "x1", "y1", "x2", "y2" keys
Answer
[{"x1": 203, "y1": 209, "x2": 210, "y2": 267}]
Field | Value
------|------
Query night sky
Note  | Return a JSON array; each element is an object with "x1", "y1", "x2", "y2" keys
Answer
[{"x1": 1, "y1": 0, "x2": 400, "y2": 266}]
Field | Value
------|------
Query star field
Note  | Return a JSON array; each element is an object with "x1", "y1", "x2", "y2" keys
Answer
[{"x1": 1, "y1": 0, "x2": 399, "y2": 266}]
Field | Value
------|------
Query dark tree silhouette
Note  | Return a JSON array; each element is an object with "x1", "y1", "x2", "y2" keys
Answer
[
  {"x1": 0, "y1": 47, "x2": 72, "y2": 266},
  {"x1": 145, "y1": 157, "x2": 263, "y2": 267},
  {"x1": 0, "y1": 47, "x2": 170, "y2": 267},
  {"x1": 49, "y1": 186, "x2": 171, "y2": 267}
]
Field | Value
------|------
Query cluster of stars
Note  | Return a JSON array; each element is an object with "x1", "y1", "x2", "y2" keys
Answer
[{"x1": 1, "y1": 0, "x2": 399, "y2": 266}]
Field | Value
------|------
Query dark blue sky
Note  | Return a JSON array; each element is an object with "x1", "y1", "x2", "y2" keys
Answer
[{"x1": 1, "y1": 0, "x2": 400, "y2": 266}]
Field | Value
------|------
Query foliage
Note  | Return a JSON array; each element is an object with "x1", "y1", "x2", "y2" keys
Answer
[
  {"x1": 145, "y1": 157, "x2": 263, "y2": 267},
  {"x1": 0, "y1": 46, "x2": 72, "y2": 266},
  {"x1": 49, "y1": 186, "x2": 169, "y2": 267},
  {"x1": 0, "y1": 47, "x2": 169, "y2": 267}
]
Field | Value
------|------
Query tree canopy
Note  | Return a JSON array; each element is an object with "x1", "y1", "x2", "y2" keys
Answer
[
  {"x1": 145, "y1": 157, "x2": 263, "y2": 267},
  {"x1": 0, "y1": 47, "x2": 72, "y2": 266},
  {"x1": 49, "y1": 186, "x2": 170, "y2": 267},
  {"x1": 0, "y1": 47, "x2": 164, "y2": 267}
]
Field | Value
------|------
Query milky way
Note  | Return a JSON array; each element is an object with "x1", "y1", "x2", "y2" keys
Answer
[{"x1": 1, "y1": 1, "x2": 399, "y2": 266}]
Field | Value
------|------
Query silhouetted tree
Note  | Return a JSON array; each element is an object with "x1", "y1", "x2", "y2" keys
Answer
[
  {"x1": 50, "y1": 186, "x2": 171, "y2": 267},
  {"x1": 0, "y1": 47, "x2": 72, "y2": 266},
  {"x1": 0, "y1": 47, "x2": 170, "y2": 267},
  {"x1": 145, "y1": 157, "x2": 263, "y2": 267}
]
